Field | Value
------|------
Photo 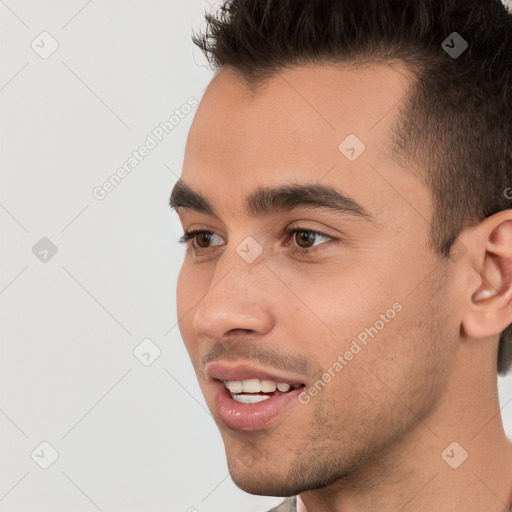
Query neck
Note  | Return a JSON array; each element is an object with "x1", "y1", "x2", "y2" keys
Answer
[{"x1": 299, "y1": 366, "x2": 512, "y2": 512}]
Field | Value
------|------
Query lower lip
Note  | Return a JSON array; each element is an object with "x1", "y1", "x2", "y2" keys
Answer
[{"x1": 211, "y1": 380, "x2": 304, "y2": 431}]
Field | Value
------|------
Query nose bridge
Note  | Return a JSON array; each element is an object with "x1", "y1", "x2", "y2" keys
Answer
[{"x1": 192, "y1": 243, "x2": 273, "y2": 338}]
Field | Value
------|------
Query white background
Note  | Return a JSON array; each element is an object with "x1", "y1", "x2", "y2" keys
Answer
[{"x1": 0, "y1": 1, "x2": 511, "y2": 511}]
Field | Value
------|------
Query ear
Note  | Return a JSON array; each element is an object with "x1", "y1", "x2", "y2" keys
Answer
[{"x1": 461, "y1": 210, "x2": 512, "y2": 339}]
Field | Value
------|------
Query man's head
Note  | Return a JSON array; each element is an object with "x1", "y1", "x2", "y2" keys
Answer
[{"x1": 171, "y1": 0, "x2": 512, "y2": 500}]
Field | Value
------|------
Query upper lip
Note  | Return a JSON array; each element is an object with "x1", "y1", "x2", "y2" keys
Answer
[{"x1": 206, "y1": 362, "x2": 306, "y2": 386}]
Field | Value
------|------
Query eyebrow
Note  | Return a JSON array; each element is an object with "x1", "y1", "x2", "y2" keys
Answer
[{"x1": 169, "y1": 179, "x2": 374, "y2": 222}]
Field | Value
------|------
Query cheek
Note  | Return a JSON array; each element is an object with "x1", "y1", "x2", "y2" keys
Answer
[
  {"x1": 360, "y1": 280, "x2": 457, "y2": 404},
  {"x1": 295, "y1": 264, "x2": 453, "y2": 397},
  {"x1": 277, "y1": 264, "x2": 401, "y2": 350},
  {"x1": 308, "y1": 302, "x2": 452, "y2": 438}
]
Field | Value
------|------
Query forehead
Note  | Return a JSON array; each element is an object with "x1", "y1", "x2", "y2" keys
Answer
[
  {"x1": 181, "y1": 62, "x2": 424, "y2": 220},
  {"x1": 186, "y1": 62, "x2": 410, "y2": 152}
]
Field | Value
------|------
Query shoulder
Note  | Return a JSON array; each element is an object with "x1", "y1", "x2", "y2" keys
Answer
[{"x1": 265, "y1": 496, "x2": 297, "y2": 512}]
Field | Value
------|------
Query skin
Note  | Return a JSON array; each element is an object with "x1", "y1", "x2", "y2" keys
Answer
[{"x1": 173, "y1": 62, "x2": 512, "y2": 512}]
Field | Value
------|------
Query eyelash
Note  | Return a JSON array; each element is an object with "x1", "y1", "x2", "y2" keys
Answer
[{"x1": 178, "y1": 226, "x2": 335, "y2": 257}]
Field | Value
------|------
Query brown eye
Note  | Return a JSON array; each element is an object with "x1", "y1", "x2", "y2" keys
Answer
[
  {"x1": 195, "y1": 232, "x2": 213, "y2": 248},
  {"x1": 294, "y1": 230, "x2": 317, "y2": 248},
  {"x1": 179, "y1": 230, "x2": 223, "y2": 250},
  {"x1": 285, "y1": 226, "x2": 334, "y2": 256}
]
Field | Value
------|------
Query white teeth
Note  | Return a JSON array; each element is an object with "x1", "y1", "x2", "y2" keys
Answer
[
  {"x1": 227, "y1": 381, "x2": 243, "y2": 393},
  {"x1": 223, "y1": 378, "x2": 297, "y2": 393},
  {"x1": 232, "y1": 394, "x2": 271, "y2": 404},
  {"x1": 260, "y1": 380, "x2": 277, "y2": 392},
  {"x1": 242, "y1": 378, "x2": 261, "y2": 393}
]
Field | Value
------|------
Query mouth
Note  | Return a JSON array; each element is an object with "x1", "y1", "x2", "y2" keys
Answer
[
  {"x1": 211, "y1": 379, "x2": 306, "y2": 430},
  {"x1": 206, "y1": 363, "x2": 307, "y2": 431},
  {"x1": 223, "y1": 378, "x2": 305, "y2": 403}
]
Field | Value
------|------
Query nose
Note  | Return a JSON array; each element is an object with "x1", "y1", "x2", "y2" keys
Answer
[{"x1": 191, "y1": 249, "x2": 275, "y2": 341}]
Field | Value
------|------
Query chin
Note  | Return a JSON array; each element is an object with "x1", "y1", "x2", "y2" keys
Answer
[
  {"x1": 226, "y1": 456, "x2": 297, "y2": 496},
  {"x1": 230, "y1": 472, "x2": 300, "y2": 498}
]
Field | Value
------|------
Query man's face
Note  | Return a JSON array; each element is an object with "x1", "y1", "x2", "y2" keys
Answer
[{"x1": 174, "y1": 63, "x2": 460, "y2": 496}]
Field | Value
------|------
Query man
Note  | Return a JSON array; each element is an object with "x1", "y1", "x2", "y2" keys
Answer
[{"x1": 170, "y1": 0, "x2": 512, "y2": 510}]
